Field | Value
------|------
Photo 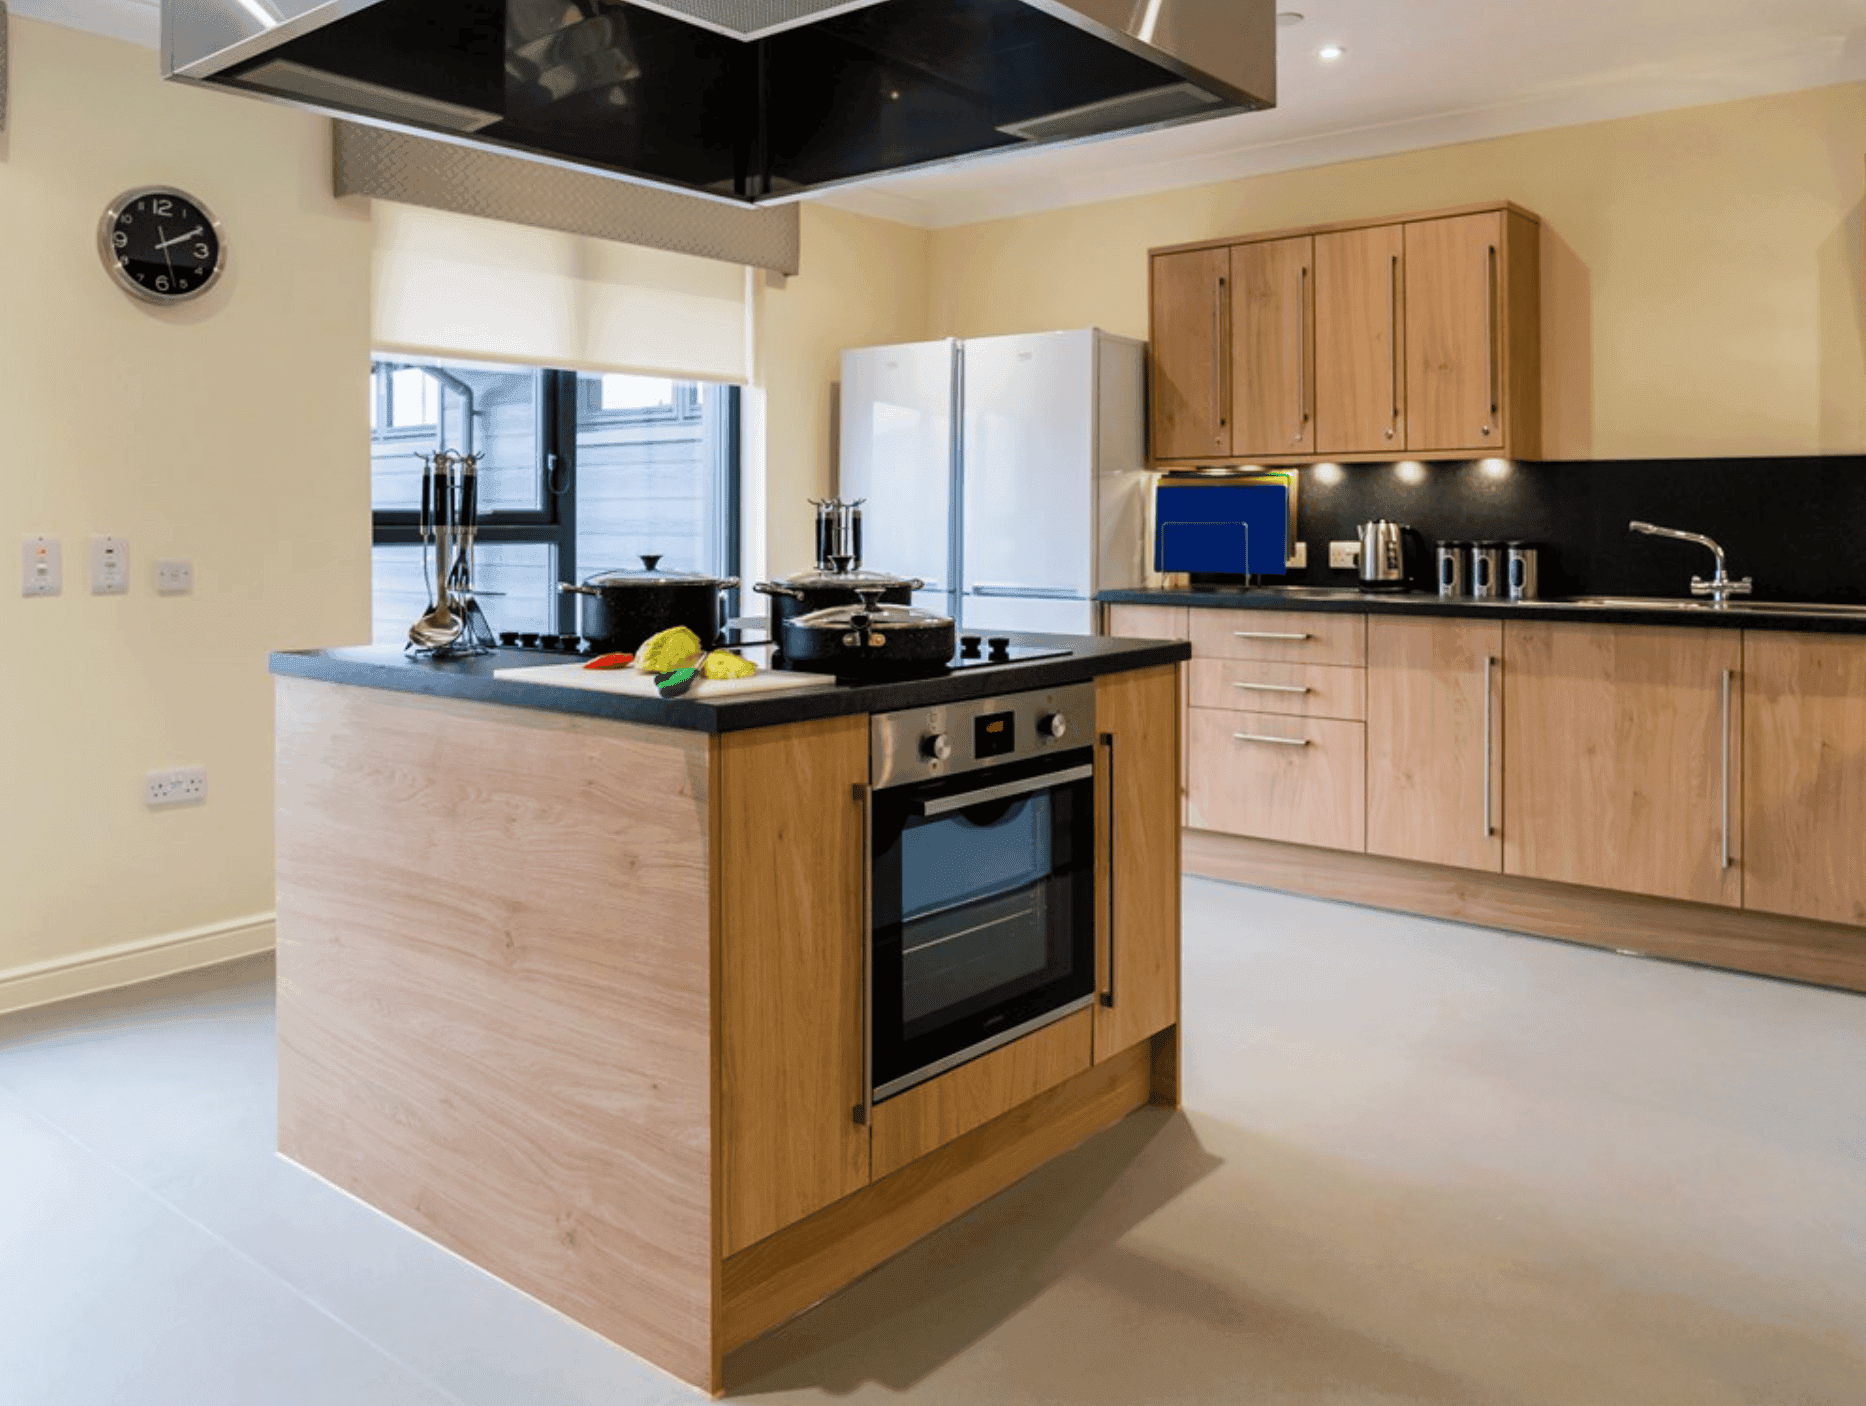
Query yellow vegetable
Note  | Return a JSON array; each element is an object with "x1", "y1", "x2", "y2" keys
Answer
[
  {"x1": 701, "y1": 651, "x2": 757, "y2": 680},
  {"x1": 636, "y1": 625, "x2": 703, "y2": 673}
]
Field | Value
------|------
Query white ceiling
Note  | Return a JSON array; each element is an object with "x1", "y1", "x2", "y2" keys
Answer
[{"x1": 19, "y1": 0, "x2": 1866, "y2": 230}]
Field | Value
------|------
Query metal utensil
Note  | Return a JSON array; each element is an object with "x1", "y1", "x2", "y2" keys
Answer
[{"x1": 409, "y1": 450, "x2": 463, "y2": 649}]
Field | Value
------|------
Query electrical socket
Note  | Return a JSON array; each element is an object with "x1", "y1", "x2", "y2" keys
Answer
[
  {"x1": 156, "y1": 559, "x2": 194, "y2": 595},
  {"x1": 146, "y1": 767, "x2": 207, "y2": 808},
  {"x1": 1286, "y1": 541, "x2": 1308, "y2": 570},
  {"x1": 1328, "y1": 540, "x2": 1362, "y2": 571},
  {"x1": 91, "y1": 536, "x2": 130, "y2": 596}
]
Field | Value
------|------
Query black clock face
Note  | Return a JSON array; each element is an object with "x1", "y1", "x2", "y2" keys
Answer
[{"x1": 102, "y1": 190, "x2": 223, "y2": 302}]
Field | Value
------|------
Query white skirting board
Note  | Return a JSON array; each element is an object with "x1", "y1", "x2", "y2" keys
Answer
[{"x1": 0, "y1": 913, "x2": 276, "y2": 1017}]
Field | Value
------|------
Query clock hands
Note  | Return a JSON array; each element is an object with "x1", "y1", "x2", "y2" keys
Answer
[
  {"x1": 154, "y1": 226, "x2": 206, "y2": 252},
  {"x1": 156, "y1": 225, "x2": 178, "y2": 283}
]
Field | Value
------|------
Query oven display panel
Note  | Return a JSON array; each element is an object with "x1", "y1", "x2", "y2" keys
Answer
[{"x1": 974, "y1": 711, "x2": 1016, "y2": 759}]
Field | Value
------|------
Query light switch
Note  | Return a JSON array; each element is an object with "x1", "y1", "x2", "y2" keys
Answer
[
  {"x1": 91, "y1": 536, "x2": 130, "y2": 595},
  {"x1": 22, "y1": 536, "x2": 61, "y2": 597}
]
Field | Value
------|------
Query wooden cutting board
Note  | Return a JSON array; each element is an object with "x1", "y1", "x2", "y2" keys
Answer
[{"x1": 493, "y1": 660, "x2": 839, "y2": 700}]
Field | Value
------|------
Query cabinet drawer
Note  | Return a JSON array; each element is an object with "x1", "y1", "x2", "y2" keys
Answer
[
  {"x1": 1190, "y1": 609, "x2": 1366, "y2": 666},
  {"x1": 1186, "y1": 707, "x2": 1366, "y2": 852},
  {"x1": 1189, "y1": 659, "x2": 1365, "y2": 721}
]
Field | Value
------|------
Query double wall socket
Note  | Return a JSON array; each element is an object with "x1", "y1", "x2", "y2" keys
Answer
[{"x1": 146, "y1": 767, "x2": 208, "y2": 808}]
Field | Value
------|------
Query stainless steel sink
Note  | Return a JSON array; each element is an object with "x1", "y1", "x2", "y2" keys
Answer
[{"x1": 1565, "y1": 596, "x2": 1866, "y2": 619}]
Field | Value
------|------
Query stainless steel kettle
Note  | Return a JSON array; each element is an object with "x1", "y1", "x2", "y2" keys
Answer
[{"x1": 1358, "y1": 520, "x2": 1412, "y2": 589}]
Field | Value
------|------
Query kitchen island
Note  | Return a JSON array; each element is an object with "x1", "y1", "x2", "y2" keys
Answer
[{"x1": 270, "y1": 635, "x2": 1186, "y2": 1396}]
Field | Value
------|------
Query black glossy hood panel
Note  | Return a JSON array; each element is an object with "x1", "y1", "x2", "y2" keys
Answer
[{"x1": 166, "y1": 0, "x2": 1275, "y2": 205}]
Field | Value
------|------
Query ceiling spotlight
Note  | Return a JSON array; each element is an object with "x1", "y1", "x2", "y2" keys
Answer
[
  {"x1": 1318, "y1": 43, "x2": 1347, "y2": 61},
  {"x1": 1275, "y1": 11, "x2": 1305, "y2": 24}
]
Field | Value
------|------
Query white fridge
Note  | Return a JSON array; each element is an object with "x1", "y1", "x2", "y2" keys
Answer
[{"x1": 839, "y1": 329, "x2": 1148, "y2": 636}]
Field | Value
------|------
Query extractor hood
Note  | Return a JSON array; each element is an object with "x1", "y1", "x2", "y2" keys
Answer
[{"x1": 162, "y1": 0, "x2": 1275, "y2": 205}]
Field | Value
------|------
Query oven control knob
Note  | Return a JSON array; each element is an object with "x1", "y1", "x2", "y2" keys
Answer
[
  {"x1": 921, "y1": 731, "x2": 953, "y2": 763},
  {"x1": 1038, "y1": 712, "x2": 1069, "y2": 742}
]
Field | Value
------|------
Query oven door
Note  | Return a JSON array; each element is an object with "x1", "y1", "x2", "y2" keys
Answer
[{"x1": 870, "y1": 748, "x2": 1097, "y2": 1102}]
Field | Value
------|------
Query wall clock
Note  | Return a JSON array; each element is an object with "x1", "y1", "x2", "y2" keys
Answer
[{"x1": 97, "y1": 187, "x2": 227, "y2": 305}]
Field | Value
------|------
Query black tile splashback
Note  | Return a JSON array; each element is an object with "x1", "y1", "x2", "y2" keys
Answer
[{"x1": 1191, "y1": 456, "x2": 1866, "y2": 603}]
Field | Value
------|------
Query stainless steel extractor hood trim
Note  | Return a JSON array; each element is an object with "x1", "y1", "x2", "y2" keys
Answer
[
  {"x1": 164, "y1": 0, "x2": 381, "y2": 80},
  {"x1": 622, "y1": 0, "x2": 889, "y2": 42},
  {"x1": 1024, "y1": 0, "x2": 1276, "y2": 112}
]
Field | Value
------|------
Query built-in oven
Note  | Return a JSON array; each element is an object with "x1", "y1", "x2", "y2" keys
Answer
[{"x1": 860, "y1": 681, "x2": 1099, "y2": 1114}]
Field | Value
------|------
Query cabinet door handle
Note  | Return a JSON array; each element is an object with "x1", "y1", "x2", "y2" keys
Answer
[
  {"x1": 853, "y1": 782, "x2": 874, "y2": 1127},
  {"x1": 1233, "y1": 681, "x2": 1311, "y2": 694},
  {"x1": 1214, "y1": 275, "x2": 1228, "y2": 445},
  {"x1": 1294, "y1": 263, "x2": 1310, "y2": 444},
  {"x1": 1234, "y1": 732, "x2": 1310, "y2": 747},
  {"x1": 1388, "y1": 252, "x2": 1401, "y2": 438},
  {"x1": 1483, "y1": 656, "x2": 1498, "y2": 838},
  {"x1": 1721, "y1": 669, "x2": 1735, "y2": 871},
  {"x1": 1483, "y1": 243, "x2": 1499, "y2": 437},
  {"x1": 1100, "y1": 731, "x2": 1117, "y2": 1010},
  {"x1": 1234, "y1": 630, "x2": 1312, "y2": 641}
]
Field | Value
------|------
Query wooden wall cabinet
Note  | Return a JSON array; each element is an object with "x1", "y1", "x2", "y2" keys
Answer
[
  {"x1": 1231, "y1": 236, "x2": 1315, "y2": 459},
  {"x1": 1366, "y1": 617, "x2": 1502, "y2": 872},
  {"x1": 1742, "y1": 631, "x2": 1866, "y2": 926},
  {"x1": 1149, "y1": 202, "x2": 1541, "y2": 466},
  {"x1": 1315, "y1": 224, "x2": 1405, "y2": 454},
  {"x1": 1150, "y1": 247, "x2": 1231, "y2": 460},
  {"x1": 1502, "y1": 622, "x2": 1741, "y2": 907}
]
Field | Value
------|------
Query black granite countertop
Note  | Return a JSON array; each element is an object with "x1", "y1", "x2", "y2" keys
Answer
[
  {"x1": 270, "y1": 632, "x2": 1191, "y2": 735},
  {"x1": 1099, "y1": 585, "x2": 1866, "y2": 636}
]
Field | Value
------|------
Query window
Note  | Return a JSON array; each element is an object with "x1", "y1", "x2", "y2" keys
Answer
[{"x1": 368, "y1": 356, "x2": 740, "y2": 645}]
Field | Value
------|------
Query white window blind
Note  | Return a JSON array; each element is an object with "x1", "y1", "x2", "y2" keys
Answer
[{"x1": 371, "y1": 201, "x2": 750, "y2": 383}]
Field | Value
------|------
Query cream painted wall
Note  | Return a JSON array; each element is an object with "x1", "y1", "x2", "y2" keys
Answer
[
  {"x1": 0, "y1": 19, "x2": 372, "y2": 1009},
  {"x1": 926, "y1": 82, "x2": 1866, "y2": 460},
  {"x1": 748, "y1": 204, "x2": 930, "y2": 585}
]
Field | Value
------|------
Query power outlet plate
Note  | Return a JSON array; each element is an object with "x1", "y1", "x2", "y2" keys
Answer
[
  {"x1": 1286, "y1": 541, "x2": 1308, "y2": 570},
  {"x1": 22, "y1": 536, "x2": 61, "y2": 597},
  {"x1": 146, "y1": 767, "x2": 207, "y2": 808},
  {"x1": 91, "y1": 536, "x2": 130, "y2": 596},
  {"x1": 1328, "y1": 540, "x2": 1362, "y2": 571},
  {"x1": 155, "y1": 559, "x2": 194, "y2": 595}
]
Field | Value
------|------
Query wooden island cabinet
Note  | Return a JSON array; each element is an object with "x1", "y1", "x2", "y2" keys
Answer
[{"x1": 273, "y1": 642, "x2": 1185, "y2": 1396}]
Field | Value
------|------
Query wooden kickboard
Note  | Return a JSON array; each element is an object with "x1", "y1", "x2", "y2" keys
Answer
[{"x1": 493, "y1": 661, "x2": 839, "y2": 699}]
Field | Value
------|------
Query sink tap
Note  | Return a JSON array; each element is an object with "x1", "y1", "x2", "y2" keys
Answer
[{"x1": 1628, "y1": 521, "x2": 1753, "y2": 606}]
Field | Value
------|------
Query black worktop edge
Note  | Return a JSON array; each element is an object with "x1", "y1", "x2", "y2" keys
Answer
[
  {"x1": 1098, "y1": 588, "x2": 1866, "y2": 636},
  {"x1": 269, "y1": 635, "x2": 1193, "y2": 734}
]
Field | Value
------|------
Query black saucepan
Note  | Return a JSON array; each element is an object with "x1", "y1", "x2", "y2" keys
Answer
[
  {"x1": 780, "y1": 589, "x2": 956, "y2": 679},
  {"x1": 753, "y1": 567, "x2": 923, "y2": 640},
  {"x1": 557, "y1": 555, "x2": 738, "y2": 654}
]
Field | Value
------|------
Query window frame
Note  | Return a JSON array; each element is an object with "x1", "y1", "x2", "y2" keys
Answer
[{"x1": 369, "y1": 360, "x2": 739, "y2": 638}]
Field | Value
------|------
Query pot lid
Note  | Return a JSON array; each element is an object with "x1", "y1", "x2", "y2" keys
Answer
[
  {"x1": 791, "y1": 595, "x2": 953, "y2": 633},
  {"x1": 584, "y1": 554, "x2": 730, "y2": 588},
  {"x1": 775, "y1": 566, "x2": 923, "y2": 591}
]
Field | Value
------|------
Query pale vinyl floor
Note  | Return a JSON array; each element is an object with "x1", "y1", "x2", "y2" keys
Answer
[{"x1": 3, "y1": 879, "x2": 1863, "y2": 1405}]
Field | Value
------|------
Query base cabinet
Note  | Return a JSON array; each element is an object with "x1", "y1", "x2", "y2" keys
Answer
[
  {"x1": 1502, "y1": 622, "x2": 1741, "y2": 907},
  {"x1": 1095, "y1": 665, "x2": 1183, "y2": 1063},
  {"x1": 1187, "y1": 707, "x2": 1367, "y2": 852},
  {"x1": 1743, "y1": 631, "x2": 1866, "y2": 925},
  {"x1": 1366, "y1": 617, "x2": 1502, "y2": 871}
]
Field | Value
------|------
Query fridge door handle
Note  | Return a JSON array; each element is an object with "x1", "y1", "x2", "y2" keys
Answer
[{"x1": 968, "y1": 584, "x2": 1085, "y2": 599}]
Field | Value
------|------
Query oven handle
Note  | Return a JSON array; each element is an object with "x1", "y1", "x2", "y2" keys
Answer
[
  {"x1": 912, "y1": 763, "x2": 1095, "y2": 818},
  {"x1": 853, "y1": 781, "x2": 874, "y2": 1128}
]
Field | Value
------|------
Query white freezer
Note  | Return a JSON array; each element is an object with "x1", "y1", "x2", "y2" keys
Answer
[{"x1": 959, "y1": 592, "x2": 1096, "y2": 637}]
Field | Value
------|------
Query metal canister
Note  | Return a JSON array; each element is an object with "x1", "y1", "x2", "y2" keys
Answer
[
  {"x1": 1470, "y1": 543, "x2": 1505, "y2": 601},
  {"x1": 1435, "y1": 542, "x2": 1468, "y2": 597},
  {"x1": 1507, "y1": 543, "x2": 1541, "y2": 601}
]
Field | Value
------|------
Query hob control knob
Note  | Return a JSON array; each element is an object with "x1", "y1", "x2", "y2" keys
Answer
[
  {"x1": 1038, "y1": 712, "x2": 1069, "y2": 742},
  {"x1": 921, "y1": 732, "x2": 953, "y2": 763}
]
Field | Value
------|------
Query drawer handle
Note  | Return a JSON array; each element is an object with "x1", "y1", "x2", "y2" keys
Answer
[
  {"x1": 1232, "y1": 682, "x2": 1311, "y2": 694},
  {"x1": 1234, "y1": 732, "x2": 1310, "y2": 747},
  {"x1": 1233, "y1": 630, "x2": 1312, "y2": 641}
]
